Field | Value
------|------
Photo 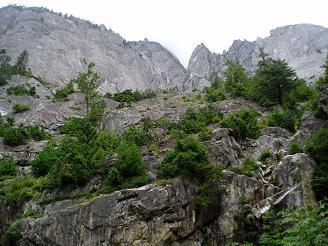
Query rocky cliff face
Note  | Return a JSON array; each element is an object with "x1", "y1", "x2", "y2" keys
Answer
[
  {"x1": 0, "y1": 6, "x2": 186, "y2": 92},
  {"x1": 187, "y1": 24, "x2": 328, "y2": 87}
]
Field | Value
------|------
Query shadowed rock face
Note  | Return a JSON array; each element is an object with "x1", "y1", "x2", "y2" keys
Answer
[
  {"x1": 187, "y1": 24, "x2": 328, "y2": 88},
  {"x1": 0, "y1": 6, "x2": 186, "y2": 92}
]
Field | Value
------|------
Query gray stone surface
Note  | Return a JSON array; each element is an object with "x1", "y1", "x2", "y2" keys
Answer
[
  {"x1": 187, "y1": 24, "x2": 328, "y2": 87},
  {"x1": 0, "y1": 6, "x2": 186, "y2": 93}
]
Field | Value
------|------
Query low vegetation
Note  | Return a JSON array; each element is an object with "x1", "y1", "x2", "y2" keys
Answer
[
  {"x1": 53, "y1": 80, "x2": 75, "y2": 100},
  {"x1": 12, "y1": 103, "x2": 30, "y2": 113},
  {"x1": 221, "y1": 108, "x2": 260, "y2": 140},
  {"x1": 6, "y1": 85, "x2": 37, "y2": 97},
  {"x1": 305, "y1": 128, "x2": 328, "y2": 201},
  {"x1": 111, "y1": 89, "x2": 156, "y2": 103}
]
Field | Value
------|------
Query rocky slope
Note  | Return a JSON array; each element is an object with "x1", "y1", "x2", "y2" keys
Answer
[
  {"x1": 0, "y1": 5, "x2": 186, "y2": 92},
  {"x1": 187, "y1": 24, "x2": 328, "y2": 87}
]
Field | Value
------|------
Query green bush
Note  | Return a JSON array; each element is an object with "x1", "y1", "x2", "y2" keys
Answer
[
  {"x1": 4, "y1": 221, "x2": 22, "y2": 246},
  {"x1": 47, "y1": 136, "x2": 90, "y2": 187},
  {"x1": 2, "y1": 124, "x2": 49, "y2": 147},
  {"x1": 3, "y1": 127, "x2": 28, "y2": 146},
  {"x1": 123, "y1": 125, "x2": 154, "y2": 146},
  {"x1": 230, "y1": 157, "x2": 259, "y2": 176},
  {"x1": 159, "y1": 136, "x2": 209, "y2": 179},
  {"x1": 305, "y1": 128, "x2": 328, "y2": 164},
  {"x1": 266, "y1": 110, "x2": 298, "y2": 133},
  {"x1": 289, "y1": 139, "x2": 303, "y2": 154},
  {"x1": 260, "y1": 203, "x2": 328, "y2": 246},
  {"x1": 12, "y1": 103, "x2": 30, "y2": 113},
  {"x1": 53, "y1": 80, "x2": 75, "y2": 100},
  {"x1": 224, "y1": 62, "x2": 251, "y2": 97},
  {"x1": 24, "y1": 125, "x2": 50, "y2": 141},
  {"x1": 112, "y1": 89, "x2": 156, "y2": 103},
  {"x1": 258, "y1": 148, "x2": 272, "y2": 162},
  {"x1": 106, "y1": 141, "x2": 147, "y2": 189},
  {"x1": 30, "y1": 142, "x2": 58, "y2": 177},
  {"x1": 0, "y1": 176, "x2": 42, "y2": 206},
  {"x1": 60, "y1": 117, "x2": 96, "y2": 143},
  {"x1": 199, "y1": 127, "x2": 213, "y2": 141},
  {"x1": 6, "y1": 85, "x2": 36, "y2": 97},
  {"x1": 0, "y1": 157, "x2": 16, "y2": 178},
  {"x1": 115, "y1": 142, "x2": 145, "y2": 178},
  {"x1": 305, "y1": 128, "x2": 328, "y2": 200},
  {"x1": 221, "y1": 108, "x2": 260, "y2": 140},
  {"x1": 203, "y1": 86, "x2": 226, "y2": 102},
  {"x1": 170, "y1": 106, "x2": 222, "y2": 134}
]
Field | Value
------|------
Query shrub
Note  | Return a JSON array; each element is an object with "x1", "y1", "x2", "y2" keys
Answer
[
  {"x1": 114, "y1": 142, "x2": 145, "y2": 178},
  {"x1": 159, "y1": 136, "x2": 209, "y2": 179},
  {"x1": 221, "y1": 108, "x2": 260, "y2": 140},
  {"x1": 3, "y1": 127, "x2": 28, "y2": 146},
  {"x1": 199, "y1": 127, "x2": 212, "y2": 141},
  {"x1": 260, "y1": 203, "x2": 328, "y2": 246},
  {"x1": 2, "y1": 125, "x2": 49, "y2": 147},
  {"x1": 0, "y1": 157, "x2": 16, "y2": 177},
  {"x1": 112, "y1": 89, "x2": 156, "y2": 103},
  {"x1": 6, "y1": 85, "x2": 36, "y2": 97},
  {"x1": 53, "y1": 80, "x2": 75, "y2": 100},
  {"x1": 305, "y1": 128, "x2": 328, "y2": 164},
  {"x1": 4, "y1": 221, "x2": 22, "y2": 246},
  {"x1": 266, "y1": 110, "x2": 298, "y2": 133},
  {"x1": 171, "y1": 106, "x2": 222, "y2": 134},
  {"x1": 305, "y1": 128, "x2": 328, "y2": 200},
  {"x1": 230, "y1": 157, "x2": 259, "y2": 176},
  {"x1": 123, "y1": 125, "x2": 154, "y2": 146},
  {"x1": 12, "y1": 103, "x2": 30, "y2": 113},
  {"x1": 24, "y1": 125, "x2": 50, "y2": 141},
  {"x1": 203, "y1": 86, "x2": 226, "y2": 102},
  {"x1": 60, "y1": 117, "x2": 96, "y2": 143},
  {"x1": 47, "y1": 136, "x2": 90, "y2": 187},
  {"x1": 30, "y1": 142, "x2": 58, "y2": 177},
  {"x1": 289, "y1": 139, "x2": 303, "y2": 154},
  {"x1": 1, "y1": 176, "x2": 42, "y2": 206},
  {"x1": 258, "y1": 148, "x2": 272, "y2": 162}
]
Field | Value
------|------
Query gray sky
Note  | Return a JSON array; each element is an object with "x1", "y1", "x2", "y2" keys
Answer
[{"x1": 0, "y1": 0, "x2": 327, "y2": 67}]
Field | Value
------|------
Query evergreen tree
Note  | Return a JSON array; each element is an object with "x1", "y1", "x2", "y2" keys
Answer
[
  {"x1": 224, "y1": 61, "x2": 250, "y2": 96},
  {"x1": 254, "y1": 57, "x2": 298, "y2": 106},
  {"x1": 15, "y1": 50, "x2": 28, "y2": 74}
]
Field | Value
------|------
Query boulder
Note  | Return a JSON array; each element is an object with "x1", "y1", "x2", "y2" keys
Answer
[{"x1": 205, "y1": 128, "x2": 243, "y2": 168}]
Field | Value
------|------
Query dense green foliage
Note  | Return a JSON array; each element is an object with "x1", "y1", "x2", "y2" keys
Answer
[
  {"x1": 0, "y1": 176, "x2": 43, "y2": 206},
  {"x1": 3, "y1": 221, "x2": 22, "y2": 246},
  {"x1": 260, "y1": 203, "x2": 328, "y2": 246},
  {"x1": 53, "y1": 80, "x2": 75, "y2": 100},
  {"x1": 122, "y1": 125, "x2": 154, "y2": 146},
  {"x1": 170, "y1": 106, "x2": 222, "y2": 134},
  {"x1": 266, "y1": 110, "x2": 300, "y2": 133},
  {"x1": 254, "y1": 56, "x2": 298, "y2": 106},
  {"x1": 12, "y1": 103, "x2": 31, "y2": 113},
  {"x1": 289, "y1": 139, "x2": 303, "y2": 154},
  {"x1": 224, "y1": 62, "x2": 252, "y2": 97},
  {"x1": 107, "y1": 142, "x2": 147, "y2": 189},
  {"x1": 221, "y1": 108, "x2": 260, "y2": 140},
  {"x1": 305, "y1": 128, "x2": 328, "y2": 200},
  {"x1": 0, "y1": 157, "x2": 16, "y2": 178},
  {"x1": 112, "y1": 89, "x2": 156, "y2": 103},
  {"x1": 230, "y1": 157, "x2": 259, "y2": 176},
  {"x1": 6, "y1": 85, "x2": 37, "y2": 97},
  {"x1": 0, "y1": 121, "x2": 49, "y2": 147}
]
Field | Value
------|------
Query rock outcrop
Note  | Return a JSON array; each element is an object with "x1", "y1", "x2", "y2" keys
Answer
[
  {"x1": 183, "y1": 43, "x2": 224, "y2": 90},
  {"x1": 0, "y1": 6, "x2": 186, "y2": 92},
  {"x1": 186, "y1": 24, "x2": 328, "y2": 87}
]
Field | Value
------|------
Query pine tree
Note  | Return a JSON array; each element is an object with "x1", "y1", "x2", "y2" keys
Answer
[{"x1": 254, "y1": 57, "x2": 298, "y2": 105}]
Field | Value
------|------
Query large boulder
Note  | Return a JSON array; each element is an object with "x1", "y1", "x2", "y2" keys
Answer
[
  {"x1": 205, "y1": 128, "x2": 243, "y2": 168},
  {"x1": 272, "y1": 153, "x2": 317, "y2": 209}
]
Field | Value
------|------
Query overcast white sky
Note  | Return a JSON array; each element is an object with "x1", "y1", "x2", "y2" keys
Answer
[{"x1": 0, "y1": 0, "x2": 328, "y2": 67}]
